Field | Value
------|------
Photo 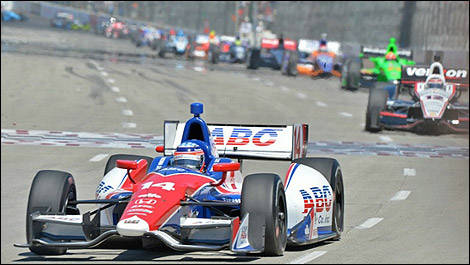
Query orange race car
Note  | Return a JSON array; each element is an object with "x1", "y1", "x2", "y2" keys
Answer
[{"x1": 296, "y1": 39, "x2": 342, "y2": 78}]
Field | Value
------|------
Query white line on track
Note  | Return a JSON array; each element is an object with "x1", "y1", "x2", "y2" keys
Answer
[
  {"x1": 403, "y1": 168, "x2": 416, "y2": 176},
  {"x1": 379, "y1": 135, "x2": 393, "y2": 142},
  {"x1": 100, "y1": 71, "x2": 108, "y2": 77},
  {"x1": 122, "y1": 109, "x2": 134, "y2": 116},
  {"x1": 111, "y1": 86, "x2": 120, "y2": 93},
  {"x1": 107, "y1": 78, "x2": 115, "y2": 83},
  {"x1": 297, "y1": 92, "x2": 307, "y2": 99},
  {"x1": 339, "y1": 112, "x2": 353, "y2": 117},
  {"x1": 390, "y1": 190, "x2": 411, "y2": 201},
  {"x1": 356, "y1": 217, "x2": 383, "y2": 229},
  {"x1": 289, "y1": 251, "x2": 327, "y2": 264},
  {"x1": 121, "y1": 122, "x2": 137, "y2": 128},
  {"x1": 281, "y1": 86, "x2": 290, "y2": 92},
  {"x1": 89, "y1": 153, "x2": 109, "y2": 162},
  {"x1": 265, "y1": 81, "x2": 274, "y2": 86},
  {"x1": 115, "y1": 97, "x2": 127, "y2": 103},
  {"x1": 316, "y1": 101, "x2": 327, "y2": 107}
]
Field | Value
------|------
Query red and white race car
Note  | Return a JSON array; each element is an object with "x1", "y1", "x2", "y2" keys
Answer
[{"x1": 15, "y1": 103, "x2": 344, "y2": 256}]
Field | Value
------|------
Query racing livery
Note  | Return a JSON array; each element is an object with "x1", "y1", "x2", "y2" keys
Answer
[
  {"x1": 15, "y1": 103, "x2": 344, "y2": 256},
  {"x1": 247, "y1": 38, "x2": 298, "y2": 72},
  {"x1": 294, "y1": 39, "x2": 342, "y2": 78},
  {"x1": 365, "y1": 61, "x2": 469, "y2": 133},
  {"x1": 341, "y1": 37, "x2": 415, "y2": 90}
]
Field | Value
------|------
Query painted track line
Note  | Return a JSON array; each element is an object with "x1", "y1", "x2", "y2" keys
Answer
[
  {"x1": 316, "y1": 101, "x2": 327, "y2": 107},
  {"x1": 115, "y1": 97, "x2": 128, "y2": 103},
  {"x1": 122, "y1": 122, "x2": 137, "y2": 128},
  {"x1": 111, "y1": 86, "x2": 120, "y2": 93},
  {"x1": 390, "y1": 190, "x2": 411, "y2": 201},
  {"x1": 289, "y1": 251, "x2": 327, "y2": 264},
  {"x1": 122, "y1": 109, "x2": 134, "y2": 116},
  {"x1": 89, "y1": 153, "x2": 109, "y2": 162},
  {"x1": 356, "y1": 217, "x2": 383, "y2": 229},
  {"x1": 403, "y1": 168, "x2": 416, "y2": 176},
  {"x1": 379, "y1": 135, "x2": 393, "y2": 142},
  {"x1": 296, "y1": 92, "x2": 307, "y2": 99},
  {"x1": 339, "y1": 112, "x2": 353, "y2": 117}
]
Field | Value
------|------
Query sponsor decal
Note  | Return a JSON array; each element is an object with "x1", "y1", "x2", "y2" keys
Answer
[
  {"x1": 96, "y1": 181, "x2": 113, "y2": 195},
  {"x1": 135, "y1": 198, "x2": 157, "y2": 205},
  {"x1": 299, "y1": 185, "x2": 332, "y2": 214},
  {"x1": 128, "y1": 209, "x2": 153, "y2": 214},
  {"x1": 211, "y1": 127, "x2": 282, "y2": 147},
  {"x1": 124, "y1": 219, "x2": 140, "y2": 224},
  {"x1": 406, "y1": 67, "x2": 467, "y2": 79},
  {"x1": 138, "y1": 193, "x2": 161, "y2": 198}
]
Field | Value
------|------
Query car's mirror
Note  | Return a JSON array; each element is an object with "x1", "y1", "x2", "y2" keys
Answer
[
  {"x1": 212, "y1": 162, "x2": 240, "y2": 172},
  {"x1": 155, "y1": 145, "x2": 164, "y2": 153},
  {"x1": 116, "y1": 160, "x2": 138, "y2": 170}
]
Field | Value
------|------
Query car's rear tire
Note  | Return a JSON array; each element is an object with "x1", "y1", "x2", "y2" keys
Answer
[
  {"x1": 241, "y1": 173, "x2": 287, "y2": 256},
  {"x1": 26, "y1": 170, "x2": 79, "y2": 255},
  {"x1": 292, "y1": 157, "x2": 344, "y2": 239},
  {"x1": 247, "y1": 48, "x2": 260, "y2": 69},
  {"x1": 341, "y1": 58, "x2": 361, "y2": 90},
  {"x1": 104, "y1": 154, "x2": 154, "y2": 175},
  {"x1": 281, "y1": 51, "x2": 298, "y2": 76},
  {"x1": 365, "y1": 86, "x2": 388, "y2": 132}
]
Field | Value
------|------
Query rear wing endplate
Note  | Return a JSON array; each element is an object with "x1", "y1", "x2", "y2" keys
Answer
[{"x1": 164, "y1": 121, "x2": 308, "y2": 161}]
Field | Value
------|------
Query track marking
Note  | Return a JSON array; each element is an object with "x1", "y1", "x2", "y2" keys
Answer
[
  {"x1": 339, "y1": 112, "x2": 353, "y2": 117},
  {"x1": 390, "y1": 190, "x2": 411, "y2": 201},
  {"x1": 111, "y1": 86, "x2": 120, "y2": 93},
  {"x1": 316, "y1": 101, "x2": 327, "y2": 107},
  {"x1": 115, "y1": 97, "x2": 127, "y2": 103},
  {"x1": 89, "y1": 153, "x2": 109, "y2": 162},
  {"x1": 121, "y1": 122, "x2": 137, "y2": 128},
  {"x1": 193, "y1": 66, "x2": 204, "y2": 72},
  {"x1": 107, "y1": 78, "x2": 115, "y2": 83},
  {"x1": 289, "y1": 251, "x2": 327, "y2": 264},
  {"x1": 356, "y1": 217, "x2": 383, "y2": 229},
  {"x1": 100, "y1": 71, "x2": 108, "y2": 77},
  {"x1": 122, "y1": 109, "x2": 134, "y2": 116},
  {"x1": 281, "y1": 86, "x2": 290, "y2": 92},
  {"x1": 264, "y1": 81, "x2": 274, "y2": 86},
  {"x1": 296, "y1": 92, "x2": 307, "y2": 99},
  {"x1": 379, "y1": 135, "x2": 393, "y2": 143},
  {"x1": 403, "y1": 168, "x2": 416, "y2": 176}
]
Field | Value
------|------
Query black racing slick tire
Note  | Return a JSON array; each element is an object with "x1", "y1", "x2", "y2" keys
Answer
[
  {"x1": 247, "y1": 48, "x2": 260, "y2": 69},
  {"x1": 241, "y1": 173, "x2": 287, "y2": 256},
  {"x1": 281, "y1": 51, "x2": 298, "y2": 76},
  {"x1": 104, "y1": 154, "x2": 154, "y2": 176},
  {"x1": 365, "y1": 86, "x2": 388, "y2": 132},
  {"x1": 26, "y1": 170, "x2": 79, "y2": 255},
  {"x1": 341, "y1": 58, "x2": 361, "y2": 90},
  {"x1": 292, "y1": 157, "x2": 344, "y2": 239}
]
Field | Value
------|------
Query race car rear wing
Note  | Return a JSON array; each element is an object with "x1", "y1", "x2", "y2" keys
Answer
[
  {"x1": 401, "y1": 64, "x2": 469, "y2": 88},
  {"x1": 361, "y1": 46, "x2": 413, "y2": 60},
  {"x1": 298, "y1": 39, "x2": 342, "y2": 55},
  {"x1": 261, "y1": 38, "x2": 297, "y2": 51},
  {"x1": 163, "y1": 121, "x2": 308, "y2": 161}
]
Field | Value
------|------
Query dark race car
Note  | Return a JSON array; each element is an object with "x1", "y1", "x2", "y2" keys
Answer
[
  {"x1": 365, "y1": 60, "x2": 469, "y2": 134},
  {"x1": 14, "y1": 103, "x2": 344, "y2": 257},
  {"x1": 247, "y1": 38, "x2": 298, "y2": 72}
]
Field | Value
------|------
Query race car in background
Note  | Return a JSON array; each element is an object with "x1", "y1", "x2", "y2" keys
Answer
[
  {"x1": 50, "y1": 12, "x2": 74, "y2": 30},
  {"x1": 15, "y1": 103, "x2": 344, "y2": 256},
  {"x1": 247, "y1": 38, "x2": 298, "y2": 73},
  {"x1": 105, "y1": 18, "x2": 129, "y2": 39},
  {"x1": 186, "y1": 34, "x2": 220, "y2": 64},
  {"x1": 365, "y1": 60, "x2": 468, "y2": 133},
  {"x1": 341, "y1": 37, "x2": 415, "y2": 91},
  {"x1": 218, "y1": 36, "x2": 247, "y2": 64},
  {"x1": 1, "y1": 1, "x2": 27, "y2": 22},
  {"x1": 156, "y1": 30, "x2": 190, "y2": 58},
  {"x1": 292, "y1": 39, "x2": 342, "y2": 78},
  {"x1": 134, "y1": 26, "x2": 162, "y2": 50}
]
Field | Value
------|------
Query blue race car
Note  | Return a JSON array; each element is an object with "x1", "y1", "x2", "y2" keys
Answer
[{"x1": 15, "y1": 103, "x2": 344, "y2": 256}]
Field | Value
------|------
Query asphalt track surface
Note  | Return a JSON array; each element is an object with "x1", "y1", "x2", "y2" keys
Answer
[{"x1": 2, "y1": 15, "x2": 469, "y2": 264}]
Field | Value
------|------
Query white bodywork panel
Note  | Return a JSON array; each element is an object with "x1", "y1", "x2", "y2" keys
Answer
[{"x1": 285, "y1": 164, "x2": 334, "y2": 233}]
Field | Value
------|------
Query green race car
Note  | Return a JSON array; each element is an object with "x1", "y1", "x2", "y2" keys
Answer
[{"x1": 341, "y1": 37, "x2": 415, "y2": 91}]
